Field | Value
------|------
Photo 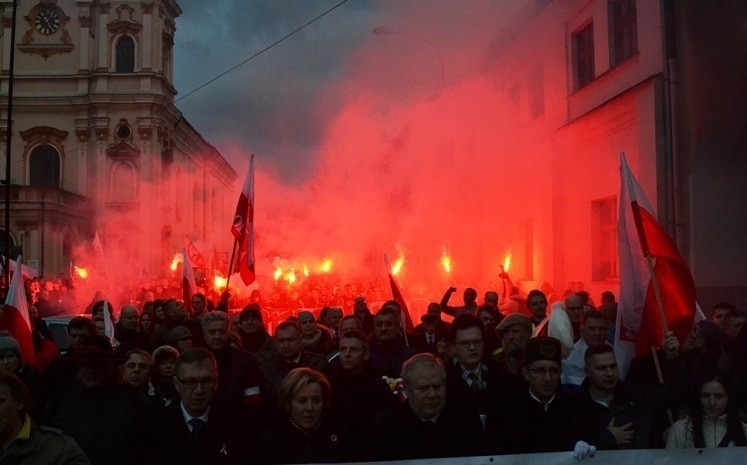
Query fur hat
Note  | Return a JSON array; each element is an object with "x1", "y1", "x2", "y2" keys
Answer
[{"x1": 523, "y1": 337, "x2": 562, "y2": 366}]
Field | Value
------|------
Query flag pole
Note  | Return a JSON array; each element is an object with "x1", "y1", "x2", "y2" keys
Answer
[
  {"x1": 622, "y1": 153, "x2": 673, "y2": 424},
  {"x1": 225, "y1": 237, "x2": 239, "y2": 289}
]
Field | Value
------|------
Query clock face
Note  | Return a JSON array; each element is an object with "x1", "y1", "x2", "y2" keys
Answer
[{"x1": 35, "y1": 6, "x2": 61, "y2": 35}]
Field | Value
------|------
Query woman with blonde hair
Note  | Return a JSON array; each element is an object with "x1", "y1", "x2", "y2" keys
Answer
[{"x1": 256, "y1": 367, "x2": 355, "y2": 463}]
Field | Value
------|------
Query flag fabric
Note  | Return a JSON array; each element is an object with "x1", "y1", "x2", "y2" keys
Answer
[
  {"x1": 102, "y1": 300, "x2": 117, "y2": 348},
  {"x1": 92, "y1": 231, "x2": 104, "y2": 257},
  {"x1": 384, "y1": 255, "x2": 415, "y2": 335},
  {"x1": 213, "y1": 246, "x2": 228, "y2": 276},
  {"x1": 231, "y1": 155, "x2": 255, "y2": 285},
  {"x1": 615, "y1": 153, "x2": 696, "y2": 375},
  {"x1": 2, "y1": 256, "x2": 38, "y2": 280},
  {"x1": 1, "y1": 256, "x2": 35, "y2": 366},
  {"x1": 184, "y1": 236, "x2": 208, "y2": 268},
  {"x1": 182, "y1": 247, "x2": 198, "y2": 313}
]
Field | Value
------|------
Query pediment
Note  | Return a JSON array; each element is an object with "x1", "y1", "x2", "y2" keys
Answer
[{"x1": 106, "y1": 141, "x2": 140, "y2": 160}]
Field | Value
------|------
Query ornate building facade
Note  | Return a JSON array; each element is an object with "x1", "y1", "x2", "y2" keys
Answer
[{"x1": 0, "y1": 0, "x2": 236, "y2": 277}]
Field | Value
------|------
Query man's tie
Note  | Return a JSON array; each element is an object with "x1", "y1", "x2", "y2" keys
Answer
[
  {"x1": 468, "y1": 373, "x2": 483, "y2": 393},
  {"x1": 188, "y1": 418, "x2": 204, "y2": 435}
]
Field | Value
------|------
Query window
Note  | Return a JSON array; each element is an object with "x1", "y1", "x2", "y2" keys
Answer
[
  {"x1": 572, "y1": 22, "x2": 595, "y2": 90},
  {"x1": 591, "y1": 196, "x2": 618, "y2": 281},
  {"x1": 29, "y1": 144, "x2": 60, "y2": 188},
  {"x1": 528, "y1": 65, "x2": 545, "y2": 118},
  {"x1": 609, "y1": 0, "x2": 638, "y2": 67},
  {"x1": 116, "y1": 36, "x2": 135, "y2": 73},
  {"x1": 110, "y1": 162, "x2": 137, "y2": 201}
]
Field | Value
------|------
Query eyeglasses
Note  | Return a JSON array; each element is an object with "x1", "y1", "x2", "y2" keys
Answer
[
  {"x1": 176, "y1": 377, "x2": 216, "y2": 390},
  {"x1": 526, "y1": 367, "x2": 560, "y2": 377}
]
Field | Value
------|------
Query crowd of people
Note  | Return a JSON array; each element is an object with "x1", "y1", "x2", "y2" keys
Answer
[{"x1": 1, "y1": 280, "x2": 746, "y2": 464}]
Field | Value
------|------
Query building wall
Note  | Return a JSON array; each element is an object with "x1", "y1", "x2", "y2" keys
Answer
[{"x1": 0, "y1": 0, "x2": 236, "y2": 277}]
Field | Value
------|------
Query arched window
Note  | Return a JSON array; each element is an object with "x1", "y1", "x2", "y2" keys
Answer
[
  {"x1": 116, "y1": 36, "x2": 135, "y2": 73},
  {"x1": 29, "y1": 144, "x2": 61, "y2": 188}
]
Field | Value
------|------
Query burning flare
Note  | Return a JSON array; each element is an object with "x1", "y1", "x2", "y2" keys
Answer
[
  {"x1": 502, "y1": 252, "x2": 512, "y2": 273},
  {"x1": 320, "y1": 258, "x2": 333, "y2": 274},
  {"x1": 170, "y1": 252, "x2": 182, "y2": 272},
  {"x1": 441, "y1": 250, "x2": 451, "y2": 273},
  {"x1": 73, "y1": 266, "x2": 88, "y2": 279},
  {"x1": 273, "y1": 267, "x2": 283, "y2": 281},
  {"x1": 214, "y1": 275, "x2": 227, "y2": 290},
  {"x1": 391, "y1": 256, "x2": 405, "y2": 276},
  {"x1": 303, "y1": 263, "x2": 310, "y2": 277},
  {"x1": 284, "y1": 269, "x2": 297, "y2": 284}
]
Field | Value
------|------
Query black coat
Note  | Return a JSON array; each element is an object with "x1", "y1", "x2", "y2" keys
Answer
[
  {"x1": 486, "y1": 387, "x2": 580, "y2": 454},
  {"x1": 371, "y1": 401, "x2": 486, "y2": 460},
  {"x1": 445, "y1": 359, "x2": 519, "y2": 416},
  {"x1": 152, "y1": 403, "x2": 249, "y2": 465},
  {"x1": 324, "y1": 359, "x2": 396, "y2": 442},
  {"x1": 255, "y1": 412, "x2": 357, "y2": 464}
]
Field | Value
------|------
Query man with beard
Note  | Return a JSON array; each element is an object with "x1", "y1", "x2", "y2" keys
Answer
[{"x1": 492, "y1": 313, "x2": 533, "y2": 380}]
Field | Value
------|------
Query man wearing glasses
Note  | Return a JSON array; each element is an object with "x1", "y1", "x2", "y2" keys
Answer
[
  {"x1": 155, "y1": 347, "x2": 248, "y2": 464},
  {"x1": 487, "y1": 337, "x2": 580, "y2": 454}
]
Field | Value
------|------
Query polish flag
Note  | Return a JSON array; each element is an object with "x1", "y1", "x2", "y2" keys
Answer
[
  {"x1": 615, "y1": 153, "x2": 696, "y2": 376},
  {"x1": 231, "y1": 155, "x2": 255, "y2": 285},
  {"x1": 384, "y1": 255, "x2": 415, "y2": 336},
  {"x1": 1, "y1": 256, "x2": 36, "y2": 365},
  {"x1": 182, "y1": 247, "x2": 198, "y2": 313},
  {"x1": 184, "y1": 236, "x2": 208, "y2": 268}
]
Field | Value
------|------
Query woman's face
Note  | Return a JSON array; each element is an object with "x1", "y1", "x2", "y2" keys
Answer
[
  {"x1": 157, "y1": 359, "x2": 176, "y2": 377},
  {"x1": 0, "y1": 351, "x2": 20, "y2": 372},
  {"x1": 700, "y1": 380, "x2": 729, "y2": 419},
  {"x1": 140, "y1": 315, "x2": 153, "y2": 331},
  {"x1": 290, "y1": 382, "x2": 324, "y2": 434}
]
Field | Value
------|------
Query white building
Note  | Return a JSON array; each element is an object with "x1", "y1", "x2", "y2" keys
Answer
[{"x1": 0, "y1": 0, "x2": 236, "y2": 278}]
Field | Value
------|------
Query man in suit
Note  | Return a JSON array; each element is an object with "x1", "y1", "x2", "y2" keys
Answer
[
  {"x1": 371, "y1": 353, "x2": 485, "y2": 460},
  {"x1": 154, "y1": 348, "x2": 248, "y2": 464}
]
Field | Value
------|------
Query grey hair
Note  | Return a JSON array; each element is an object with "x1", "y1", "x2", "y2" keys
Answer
[
  {"x1": 401, "y1": 353, "x2": 446, "y2": 388},
  {"x1": 201, "y1": 311, "x2": 231, "y2": 332}
]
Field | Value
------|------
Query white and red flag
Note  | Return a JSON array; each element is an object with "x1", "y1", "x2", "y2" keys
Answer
[
  {"x1": 615, "y1": 153, "x2": 696, "y2": 376},
  {"x1": 231, "y1": 155, "x2": 255, "y2": 285},
  {"x1": 1, "y1": 256, "x2": 35, "y2": 365},
  {"x1": 182, "y1": 247, "x2": 198, "y2": 312},
  {"x1": 184, "y1": 236, "x2": 208, "y2": 269},
  {"x1": 384, "y1": 255, "x2": 415, "y2": 335}
]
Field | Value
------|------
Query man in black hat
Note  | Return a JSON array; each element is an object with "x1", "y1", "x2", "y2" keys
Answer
[
  {"x1": 41, "y1": 335, "x2": 153, "y2": 465},
  {"x1": 236, "y1": 304, "x2": 275, "y2": 364},
  {"x1": 486, "y1": 337, "x2": 581, "y2": 454}
]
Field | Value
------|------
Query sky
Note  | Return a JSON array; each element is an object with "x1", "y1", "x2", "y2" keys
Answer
[{"x1": 171, "y1": 0, "x2": 535, "y2": 294}]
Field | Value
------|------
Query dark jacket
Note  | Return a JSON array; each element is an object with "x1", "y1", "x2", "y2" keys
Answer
[
  {"x1": 324, "y1": 359, "x2": 396, "y2": 442},
  {"x1": 445, "y1": 359, "x2": 518, "y2": 416},
  {"x1": 255, "y1": 412, "x2": 357, "y2": 464},
  {"x1": 487, "y1": 387, "x2": 580, "y2": 454},
  {"x1": 371, "y1": 401, "x2": 485, "y2": 460},
  {"x1": 208, "y1": 345, "x2": 268, "y2": 429},
  {"x1": 576, "y1": 378, "x2": 655, "y2": 449},
  {"x1": 368, "y1": 336, "x2": 416, "y2": 379},
  {"x1": 152, "y1": 403, "x2": 249, "y2": 465},
  {"x1": 258, "y1": 351, "x2": 328, "y2": 397},
  {"x1": 0, "y1": 415, "x2": 90, "y2": 465}
]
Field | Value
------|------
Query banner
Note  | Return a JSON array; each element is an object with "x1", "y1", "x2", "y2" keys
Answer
[{"x1": 232, "y1": 155, "x2": 256, "y2": 285}]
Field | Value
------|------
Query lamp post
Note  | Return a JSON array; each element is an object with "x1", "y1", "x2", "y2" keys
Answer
[{"x1": 3, "y1": 0, "x2": 18, "y2": 288}]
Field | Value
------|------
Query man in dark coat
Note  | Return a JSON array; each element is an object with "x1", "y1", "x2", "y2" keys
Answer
[
  {"x1": 368, "y1": 306, "x2": 415, "y2": 378},
  {"x1": 153, "y1": 348, "x2": 248, "y2": 465},
  {"x1": 42, "y1": 336, "x2": 152, "y2": 465},
  {"x1": 324, "y1": 330, "x2": 395, "y2": 443},
  {"x1": 371, "y1": 353, "x2": 485, "y2": 460},
  {"x1": 487, "y1": 337, "x2": 581, "y2": 454}
]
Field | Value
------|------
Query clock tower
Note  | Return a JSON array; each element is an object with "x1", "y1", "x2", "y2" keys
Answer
[{"x1": 0, "y1": 1, "x2": 236, "y2": 282}]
